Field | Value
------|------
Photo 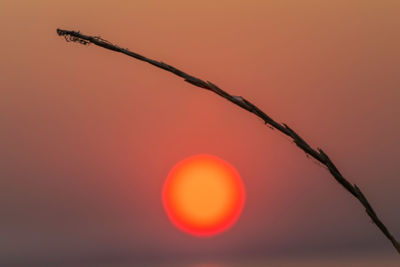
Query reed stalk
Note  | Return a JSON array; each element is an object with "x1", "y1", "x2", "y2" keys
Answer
[{"x1": 56, "y1": 28, "x2": 399, "y2": 254}]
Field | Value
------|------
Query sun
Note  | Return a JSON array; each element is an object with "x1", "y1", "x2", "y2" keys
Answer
[{"x1": 162, "y1": 154, "x2": 245, "y2": 237}]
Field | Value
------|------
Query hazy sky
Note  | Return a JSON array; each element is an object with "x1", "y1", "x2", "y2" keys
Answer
[{"x1": 1, "y1": 0, "x2": 400, "y2": 265}]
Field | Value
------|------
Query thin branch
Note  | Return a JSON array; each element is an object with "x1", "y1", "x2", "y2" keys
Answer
[{"x1": 56, "y1": 28, "x2": 400, "y2": 254}]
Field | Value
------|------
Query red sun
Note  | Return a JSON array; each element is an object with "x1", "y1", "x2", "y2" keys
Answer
[{"x1": 162, "y1": 154, "x2": 245, "y2": 237}]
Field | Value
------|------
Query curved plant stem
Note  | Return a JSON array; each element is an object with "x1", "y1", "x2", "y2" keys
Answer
[{"x1": 56, "y1": 28, "x2": 400, "y2": 254}]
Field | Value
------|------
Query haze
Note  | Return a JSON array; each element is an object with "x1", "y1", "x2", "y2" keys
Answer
[{"x1": 1, "y1": 0, "x2": 399, "y2": 265}]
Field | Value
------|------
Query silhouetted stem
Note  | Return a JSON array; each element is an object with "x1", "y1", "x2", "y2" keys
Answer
[{"x1": 56, "y1": 28, "x2": 400, "y2": 254}]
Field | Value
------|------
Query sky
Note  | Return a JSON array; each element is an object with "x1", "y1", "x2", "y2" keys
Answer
[{"x1": 1, "y1": 0, "x2": 400, "y2": 265}]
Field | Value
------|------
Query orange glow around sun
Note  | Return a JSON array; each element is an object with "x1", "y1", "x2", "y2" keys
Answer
[{"x1": 162, "y1": 154, "x2": 245, "y2": 237}]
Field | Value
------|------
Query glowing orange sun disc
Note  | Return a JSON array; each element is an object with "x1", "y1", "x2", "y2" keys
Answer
[{"x1": 162, "y1": 154, "x2": 245, "y2": 237}]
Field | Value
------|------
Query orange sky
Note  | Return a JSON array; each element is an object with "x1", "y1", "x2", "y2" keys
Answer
[{"x1": 1, "y1": 0, "x2": 400, "y2": 264}]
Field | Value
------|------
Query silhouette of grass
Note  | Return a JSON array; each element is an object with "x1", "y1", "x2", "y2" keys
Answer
[{"x1": 56, "y1": 28, "x2": 399, "y2": 254}]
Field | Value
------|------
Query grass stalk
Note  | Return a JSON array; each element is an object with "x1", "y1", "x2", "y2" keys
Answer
[{"x1": 56, "y1": 28, "x2": 400, "y2": 254}]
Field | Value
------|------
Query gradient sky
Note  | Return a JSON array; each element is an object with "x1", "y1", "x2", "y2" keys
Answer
[{"x1": 1, "y1": 0, "x2": 400, "y2": 265}]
